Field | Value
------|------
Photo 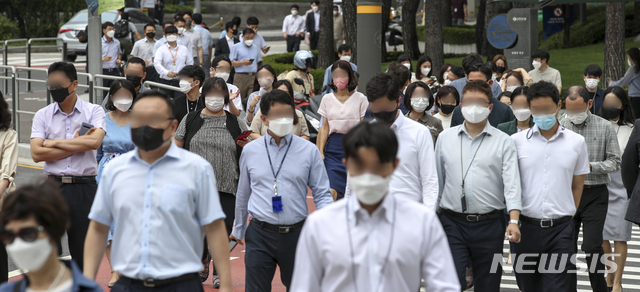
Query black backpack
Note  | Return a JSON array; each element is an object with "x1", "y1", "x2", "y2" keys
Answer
[{"x1": 114, "y1": 19, "x2": 130, "y2": 39}]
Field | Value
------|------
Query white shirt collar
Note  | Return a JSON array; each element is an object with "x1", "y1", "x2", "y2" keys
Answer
[{"x1": 348, "y1": 192, "x2": 394, "y2": 225}]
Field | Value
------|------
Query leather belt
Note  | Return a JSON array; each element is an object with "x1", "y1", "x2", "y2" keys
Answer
[
  {"x1": 442, "y1": 209, "x2": 502, "y2": 222},
  {"x1": 48, "y1": 175, "x2": 96, "y2": 184},
  {"x1": 122, "y1": 273, "x2": 198, "y2": 288},
  {"x1": 251, "y1": 218, "x2": 305, "y2": 233},
  {"x1": 520, "y1": 215, "x2": 572, "y2": 228},
  {"x1": 584, "y1": 184, "x2": 606, "y2": 189},
  {"x1": 236, "y1": 72, "x2": 256, "y2": 76},
  {"x1": 103, "y1": 68, "x2": 118, "y2": 72}
]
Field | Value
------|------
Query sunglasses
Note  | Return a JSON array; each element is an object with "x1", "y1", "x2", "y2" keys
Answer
[{"x1": 0, "y1": 226, "x2": 44, "y2": 245}]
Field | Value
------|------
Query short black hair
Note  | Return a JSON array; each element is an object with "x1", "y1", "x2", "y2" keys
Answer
[
  {"x1": 311, "y1": 0, "x2": 319, "y2": 5},
  {"x1": 200, "y1": 77, "x2": 230, "y2": 106},
  {"x1": 510, "y1": 86, "x2": 528, "y2": 103},
  {"x1": 396, "y1": 54, "x2": 411, "y2": 71},
  {"x1": 583, "y1": 64, "x2": 602, "y2": 77},
  {"x1": 449, "y1": 66, "x2": 465, "y2": 79},
  {"x1": 0, "y1": 91, "x2": 11, "y2": 131},
  {"x1": 164, "y1": 26, "x2": 178, "y2": 35},
  {"x1": 436, "y1": 85, "x2": 460, "y2": 107},
  {"x1": 102, "y1": 21, "x2": 114, "y2": 30},
  {"x1": 270, "y1": 80, "x2": 299, "y2": 125},
  {"x1": 404, "y1": 81, "x2": 435, "y2": 112},
  {"x1": 211, "y1": 55, "x2": 232, "y2": 68},
  {"x1": 179, "y1": 65, "x2": 206, "y2": 88},
  {"x1": 126, "y1": 57, "x2": 146, "y2": 70},
  {"x1": 564, "y1": 85, "x2": 591, "y2": 104},
  {"x1": 338, "y1": 44, "x2": 352, "y2": 55},
  {"x1": 175, "y1": 17, "x2": 186, "y2": 24},
  {"x1": 387, "y1": 62, "x2": 410, "y2": 88},
  {"x1": 291, "y1": 4, "x2": 300, "y2": 10},
  {"x1": 106, "y1": 79, "x2": 137, "y2": 112},
  {"x1": 192, "y1": 13, "x2": 203, "y2": 24},
  {"x1": 242, "y1": 27, "x2": 255, "y2": 36},
  {"x1": 144, "y1": 23, "x2": 155, "y2": 31},
  {"x1": 527, "y1": 81, "x2": 559, "y2": 105},
  {"x1": 532, "y1": 49, "x2": 550, "y2": 63},
  {"x1": 48, "y1": 62, "x2": 77, "y2": 81},
  {"x1": 485, "y1": 60, "x2": 497, "y2": 73},
  {"x1": 225, "y1": 21, "x2": 234, "y2": 32},
  {"x1": 232, "y1": 16, "x2": 242, "y2": 26},
  {"x1": 260, "y1": 89, "x2": 295, "y2": 117},
  {"x1": 121, "y1": 12, "x2": 129, "y2": 20},
  {"x1": 461, "y1": 54, "x2": 483, "y2": 72},
  {"x1": 465, "y1": 64, "x2": 492, "y2": 81},
  {"x1": 162, "y1": 21, "x2": 174, "y2": 29},
  {"x1": 497, "y1": 91, "x2": 511, "y2": 101},
  {"x1": 247, "y1": 16, "x2": 259, "y2": 25},
  {"x1": 462, "y1": 80, "x2": 493, "y2": 102},
  {"x1": 366, "y1": 73, "x2": 400, "y2": 102},
  {"x1": 183, "y1": 11, "x2": 192, "y2": 18},
  {"x1": 136, "y1": 90, "x2": 175, "y2": 119},
  {"x1": 342, "y1": 121, "x2": 398, "y2": 165}
]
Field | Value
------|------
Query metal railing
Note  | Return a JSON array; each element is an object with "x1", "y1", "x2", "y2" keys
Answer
[
  {"x1": 26, "y1": 38, "x2": 66, "y2": 92},
  {"x1": 1, "y1": 39, "x2": 27, "y2": 94},
  {"x1": 0, "y1": 65, "x2": 17, "y2": 134},
  {"x1": 141, "y1": 80, "x2": 181, "y2": 92},
  {"x1": 93, "y1": 74, "x2": 126, "y2": 104}
]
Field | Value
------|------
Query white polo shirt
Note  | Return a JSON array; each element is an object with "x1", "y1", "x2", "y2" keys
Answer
[{"x1": 511, "y1": 125, "x2": 590, "y2": 219}]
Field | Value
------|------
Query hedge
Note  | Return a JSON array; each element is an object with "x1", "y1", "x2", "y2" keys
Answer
[
  {"x1": 416, "y1": 24, "x2": 475, "y2": 45},
  {"x1": 262, "y1": 51, "x2": 327, "y2": 95}
]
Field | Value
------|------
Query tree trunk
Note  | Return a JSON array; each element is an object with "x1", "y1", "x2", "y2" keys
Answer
[
  {"x1": 343, "y1": 0, "x2": 357, "y2": 63},
  {"x1": 482, "y1": 1, "x2": 509, "y2": 58},
  {"x1": 318, "y1": 0, "x2": 335, "y2": 69},
  {"x1": 579, "y1": 4, "x2": 587, "y2": 25},
  {"x1": 381, "y1": 0, "x2": 392, "y2": 62},
  {"x1": 424, "y1": 0, "x2": 444, "y2": 73},
  {"x1": 604, "y1": 2, "x2": 626, "y2": 89},
  {"x1": 475, "y1": 0, "x2": 486, "y2": 55},
  {"x1": 635, "y1": 1, "x2": 640, "y2": 22},
  {"x1": 442, "y1": 0, "x2": 452, "y2": 27},
  {"x1": 563, "y1": 4, "x2": 571, "y2": 48},
  {"x1": 402, "y1": 0, "x2": 422, "y2": 60}
]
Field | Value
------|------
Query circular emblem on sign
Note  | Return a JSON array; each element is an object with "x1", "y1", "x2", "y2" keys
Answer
[
  {"x1": 554, "y1": 7, "x2": 563, "y2": 17},
  {"x1": 486, "y1": 14, "x2": 517, "y2": 50}
]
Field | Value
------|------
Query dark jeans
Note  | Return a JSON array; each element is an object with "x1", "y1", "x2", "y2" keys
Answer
[
  {"x1": 112, "y1": 275, "x2": 203, "y2": 292},
  {"x1": 630, "y1": 96, "x2": 640, "y2": 120},
  {"x1": 570, "y1": 185, "x2": 609, "y2": 292},
  {"x1": 286, "y1": 35, "x2": 301, "y2": 52},
  {"x1": 439, "y1": 210, "x2": 505, "y2": 291},
  {"x1": 145, "y1": 66, "x2": 160, "y2": 86},
  {"x1": 309, "y1": 32, "x2": 319, "y2": 50},
  {"x1": 102, "y1": 68, "x2": 121, "y2": 92},
  {"x1": 511, "y1": 219, "x2": 574, "y2": 292},
  {"x1": 55, "y1": 182, "x2": 98, "y2": 271},
  {"x1": 159, "y1": 79, "x2": 180, "y2": 99},
  {"x1": 244, "y1": 220, "x2": 302, "y2": 292},
  {"x1": 0, "y1": 243, "x2": 6, "y2": 284}
]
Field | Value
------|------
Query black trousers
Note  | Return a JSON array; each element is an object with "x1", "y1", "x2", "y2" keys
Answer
[
  {"x1": 439, "y1": 211, "x2": 505, "y2": 292},
  {"x1": 102, "y1": 68, "x2": 121, "y2": 90},
  {"x1": 145, "y1": 66, "x2": 160, "y2": 85},
  {"x1": 511, "y1": 219, "x2": 574, "y2": 292},
  {"x1": 0, "y1": 243, "x2": 7, "y2": 284},
  {"x1": 570, "y1": 185, "x2": 609, "y2": 292},
  {"x1": 202, "y1": 192, "x2": 235, "y2": 275},
  {"x1": 630, "y1": 96, "x2": 640, "y2": 120},
  {"x1": 309, "y1": 32, "x2": 319, "y2": 50},
  {"x1": 112, "y1": 275, "x2": 203, "y2": 292},
  {"x1": 55, "y1": 182, "x2": 97, "y2": 271},
  {"x1": 286, "y1": 35, "x2": 301, "y2": 52},
  {"x1": 244, "y1": 221, "x2": 302, "y2": 292},
  {"x1": 159, "y1": 79, "x2": 180, "y2": 99}
]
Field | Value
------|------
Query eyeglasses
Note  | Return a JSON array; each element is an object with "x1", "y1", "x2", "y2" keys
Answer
[{"x1": 0, "y1": 226, "x2": 44, "y2": 245}]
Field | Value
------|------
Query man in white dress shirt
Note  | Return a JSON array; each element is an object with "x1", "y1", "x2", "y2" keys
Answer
[
  {"x1": 290, "y1": 121, "x2": 459, "y2": 292},
  {"x1": 154, "y1": 26, "x2": 193, "y2": 99},
  {"x1": 511, "y1": 81, "x2": 590, "y2": 292}
]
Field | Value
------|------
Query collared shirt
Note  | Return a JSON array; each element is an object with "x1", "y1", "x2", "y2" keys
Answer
[
  {"x1": 225, "y1": 35, "x2": 235, "y2": 55},
  {"x1": 88, "y1": 143, "x2": 225, "y2": 280},
  {"x1": 512, "y1": 125, "x2": 590, "y2": 219},
  {"x1": 153, "y1": 44, "x2": 193, "y2": 81},
  {"x1": 290, "y1": 194, "x2": 460, "y2": 292},
  {"x1": 313, "y1": 11, "x2": 320, "y2": 32},
  {"x1": 193, "y1": 25, "x2": 213, "y2": 54},
  {"x1": 322, "y1": 62, "x2": 358, "y2": 95},
  {"x1": 406, "y1": 111, "x2": 443, "y2": 145},
  {"x1": 609, "y1": 66, "x2": 640, "y2": 97},
  {"x1": 450, "y1": 77, "x2": 503, "y2": 101},
  {"x1": 239, "y1": 34, "x2": 266, "y2": 62},
  {"x1": 282, "y1": 14, "x2": 306, "y2": 36},
  {"x1": 232, "y1": 133, "x2": 333, "y2": 240},
  {"x1": 589, "y1": 87, "x2": 605, "y2": 115},
  {"x1": 102, "y1": 36, "x2": 122, "y2": 69},
  {"x1": 31, "y1": 97, "x2": 106, "y2": 176},
  {"x1": 185, "y1": 29, "x2": 203, "y2": 58},
  {"x1": 436, "y1": 122, "x2": 521, "y2": 214},
  {"x1": 529, "y1": 66, "x2": 562, "y2": 88},
  {"x1": 153, "y1": 37, "x2": 185, "y2": 55},
  {"x1": 131, "y1": 38, "x2": 157, "y2": 66},
  {"x1": 177, "y1": 33, "x2": 193, "y2": 56},
  {"x1": 229, "y1": 42, "x2": 260, "y2": 73},
  {"x1": 0, "y1": 260, "x2": 102, "y2": 292},
  {"x1": 560, "y1": 113, "x2": 621, "y2": 185}
]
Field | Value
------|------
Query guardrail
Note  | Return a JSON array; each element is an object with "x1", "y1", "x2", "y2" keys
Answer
[
  {"x1": 93, "y1": 74, "x2": 126, "y2": 105},
  {"x1": 141, "y1": 80, "x2": 181, "y2": 92},
  {"x1": 26, "y1": 38, "x2": 66, "y2": 92},
  {"x1": 2, "y1": 39, "x2": 27, "y2": 94}
]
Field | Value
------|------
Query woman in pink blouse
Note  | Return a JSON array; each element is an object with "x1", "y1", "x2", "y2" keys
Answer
[{"x1": 316, "y1": 60, "x2": 368, "y2": 200}]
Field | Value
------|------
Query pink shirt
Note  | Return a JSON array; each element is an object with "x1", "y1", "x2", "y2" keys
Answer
[{"x1": 318, "y1": 92, "x2": 368, "y2": 134}]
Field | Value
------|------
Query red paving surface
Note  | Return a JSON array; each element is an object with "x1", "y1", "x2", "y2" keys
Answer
[{"x1": 8, "y1": 191, "x2": 319, "y2": 292}]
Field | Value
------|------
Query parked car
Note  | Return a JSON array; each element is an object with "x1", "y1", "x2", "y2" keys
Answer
[{"x1": 57, "y1": 8, "x2": 163, "y2": 62}]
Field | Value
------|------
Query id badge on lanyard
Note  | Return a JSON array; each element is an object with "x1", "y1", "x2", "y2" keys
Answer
[
  {"x1": 265, "y1": 137, "x2": 293, "y2": 213},
  {"x1": 272, "y1": 180, "x2": 283, "y2": 212}
]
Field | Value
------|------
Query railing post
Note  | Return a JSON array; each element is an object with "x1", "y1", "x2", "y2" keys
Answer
[
  {"x1": 89, "y1": 80, "x2": 94, "y2": 104},
  {"x1": 13, "y1": 68, "x2": 19, "y2": 143},
  {"x1": 3, "y1": 42, "x2": 7, "y2": 94},
  {"x1": 26, "y1": 40, "x2": 31, "y2": 92},
  {"x1": 62, "y1": 41, "x2": 67, "y2": 62},
  {"x1": 11, "y1": 68, "x2": 16, "y2": 134}
]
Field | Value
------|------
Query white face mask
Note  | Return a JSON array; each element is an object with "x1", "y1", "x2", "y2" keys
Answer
[
  {"x1": 166, "y1": 35, "x2": 178, "y2": 42},
  {"x1": 350, "y1": 173, "x2": 392, "y2": 205},
  {"x1": 421, "y1": 67, "x2": 431, "y2": 76},
  {"x1": 461, "y1": 104, "x2": 491, "y2": 124},
  {"x1": 291, "y1": 10, "x2": 298, "y2": 16},
  {"x1": 113, "y1": 98, "x2": 133, "y2": 112},
  {"x1": 312, "y1": 6, "x2": 319, "y2": 12},
  {"x1": 205, "y1": 96, "x2": 225, "y2": 112},
  {"x1": 568, "y1": 108, "x2": 589, "y2": 125},
  {"x1": 244, "y1": 39, "x2": 254, "y2": 47},
  {"x1": 443, "y1": 72, "x2": 449, "y2": 80},
  {"x1": 513, "y1": 109, "x2": 531, "y2": 122},
  {"x1": 444, "y1": 79, "x2": 452, "y2": 86},
  {"x1": 410, "y1": 97, "x2": 429, "y2": 113},
  {"x1": 177, "y1": 27, "x2": 185, "y2": 34},
  {"x1": 585, "y1": 78, "x2": 599, "y2": 89},
  {"x1": 403, "y1": 63, "x2": 411, "y2": 70},
  {"x1": 629, "y1": 59, "x2": 633, "y2": 67},
  {"x1": 491, "y1": 73, "x2": 497, "y2": 81},
  {"x1": 6, "y1": 237, "x2": 52, "y2": 272},
  {"x1": 532, "y1": 60, "x2": 542, "y2": 70},
  {"x1": 179, "y1": 80, "x2": 195, "y2": 93},
  {"x1": 106, "y1": 30, "x2": 115, "y2": 38},
  {"x1": 506, "y1": 85, "x2": 518, "y2": 92},
  {"x1": 340, "y1": 55, "x2": 351, "y2": 62},
  {"x1": 268, "y1": 117, "x2": 294, "y2": 137},
  {"x1": 258, "y1": 78, "x2": 273, "y2": 89},
  {"x1": 333, "y1": 10, "x2": 338, "y2": 15},
  {"x1": 214, "y1": 72, "x2": 230, "y2": 82}
]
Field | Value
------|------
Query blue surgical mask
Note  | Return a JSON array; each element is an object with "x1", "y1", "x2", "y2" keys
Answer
[{"x1": 532, "y1": 112, "x2": 557, "y2": 130}]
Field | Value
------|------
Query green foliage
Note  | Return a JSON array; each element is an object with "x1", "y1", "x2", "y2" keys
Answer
[
  {"x1": 164, "y1": 4, "x2": 207, "y2": 14},
  {"x1": 0, "y1": 0, "x2": 85, "y2": 38},
  {"x1": 262, "y1": 51, "x2": 325, "y2": 95},
  {"x1": 0, "y1": 16, "x2": 17, "y2": 40},
  {"x1": 540, "y1": 2, "x2": 639, "y2": 50},
  {"x1": 416, "y1": 24, "x2": 475, "y2": 45}
]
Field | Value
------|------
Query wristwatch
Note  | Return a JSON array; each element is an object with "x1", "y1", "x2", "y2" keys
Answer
[{"x1": 508, "y1": 219, "x2": 521, "y2": 228}]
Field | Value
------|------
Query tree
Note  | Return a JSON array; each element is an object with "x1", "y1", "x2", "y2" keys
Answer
[
  {"x1": 603, "y1": 2, "x2": 626, "y2": 88},
  {"x1": 343, "y1": 0, "x2": 357, "y2": 63},
  {"x1": 481, "y1": 1, "x2": 509, "y2": 59},
  {"x1": 381, "y1": 0, "x2": 392, "y2": 62},
  {"x1": 424, "y1": 0, "x2": 444, "y2": 73},
  {"x1": 402, "y1": 0, "x2": 422, "y2": 60},
  {"x1": 442, "y1": 0, "x2": 452, "y2": 28},
  {"x1": 563, "y1": 4, "x2": 570, "y2": 48},
  {"x1": 318, "y1": 0, "x2": 335, "y2": 69},
  {"x1": 475, "y1": 0, "x2": 486, "y2": 56},
  {"x1": 0, "y1": 0, "x2": 84, "y2": 38}
]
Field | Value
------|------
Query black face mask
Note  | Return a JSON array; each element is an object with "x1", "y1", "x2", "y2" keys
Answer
[
  {"x1": 440, "y1": 104, "x2": 456, "y2": 115},
  {"x1": 131, "y1": 124, "x2": 170, "y2": 151},
  {"x1": 496, "y1": 66, "x2": 506, "y2": 74},
  {"x1": 232, "y1": 29, "x2": 238, "y2": 36},
  {"x1": 372, "y1": 107, "x2": 398, "y2": 125},
  {"x1": 146, "y1": 32, "x2": 156, "y2": 39},
  {"x1": 600, "y1": 107, "x2": 622, "y2": 121},
  {"x1": 49, "y1": 85, "x2": 72, "y2": 103},
  {"x1": 126, "y1": 75, "x2": 143, "y2": 88}
]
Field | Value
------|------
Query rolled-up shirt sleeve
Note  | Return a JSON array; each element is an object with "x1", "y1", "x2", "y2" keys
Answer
[{"x1": 30, "y1": 109, "x2": 47, "y2": 139}]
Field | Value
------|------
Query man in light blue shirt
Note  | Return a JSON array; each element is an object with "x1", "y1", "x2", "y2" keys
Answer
[
  {"x1": 84, "y1": 91, "x2": 232, "y2": 292},
  {"x1": 101, "y1": 22, "x2": 122, "y2": 89},
  {"x1": 322, "y1": 44, "x2": 357, "y2": 95},
  {"x1": 193, "y1": 13, "x2": 213, "y2": 78},
  {"x1": 230, "y1": 28, "x2": 261, "y2": 107},
  {"x1": 230, "y1": 90, "x2": 333, "y2": 291}
]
